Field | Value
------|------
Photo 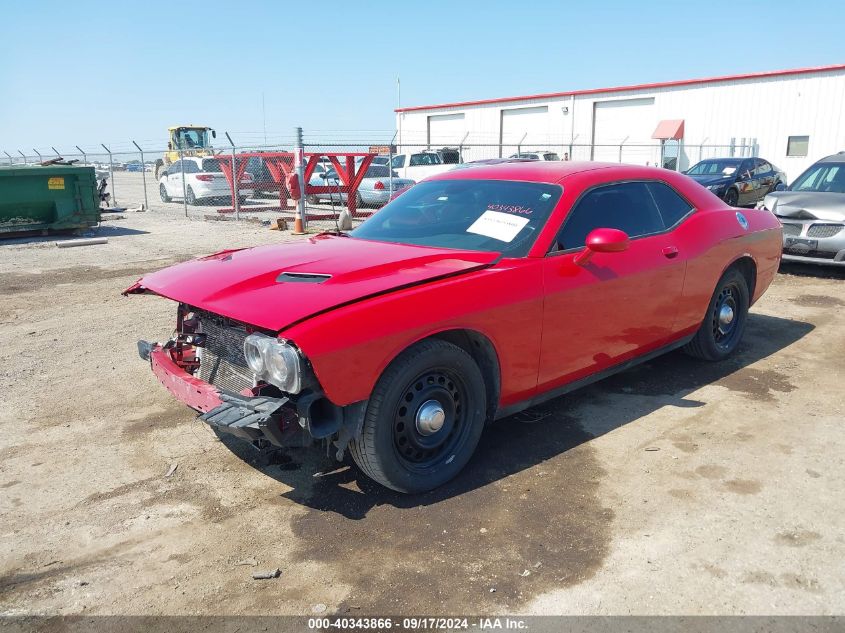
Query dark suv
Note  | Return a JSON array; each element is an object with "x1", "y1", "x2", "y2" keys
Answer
[{"x1": 685, "y1": 157, "x2": 786, "y2": 207}]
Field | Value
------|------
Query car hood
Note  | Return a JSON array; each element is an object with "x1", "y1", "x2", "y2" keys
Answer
[
  {"x1": 688, "y1": 174, "x2": 733, "y2": 187},
  {"x1": 763, "y1": 191, "x2": 845, "y2": 221},
  {"x1": 124, "y1": 234, "x2": 499, "y2": 332}
]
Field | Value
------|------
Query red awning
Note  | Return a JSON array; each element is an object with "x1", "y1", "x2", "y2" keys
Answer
[{"x1": 652, "y1": 119, "x2": 685, "y2": 140}]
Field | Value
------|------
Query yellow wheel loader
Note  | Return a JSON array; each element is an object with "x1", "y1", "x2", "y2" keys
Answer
[{"x1": 154, "y1": 126, "x2": 219, "y2": 179}]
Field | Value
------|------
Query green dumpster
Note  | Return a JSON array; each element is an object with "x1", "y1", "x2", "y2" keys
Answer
[{"x1": 0, "y1": 165, "x2": 101, "y2": 235}]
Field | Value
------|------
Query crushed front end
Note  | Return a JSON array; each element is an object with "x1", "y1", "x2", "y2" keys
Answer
[{"x1": 136, "y1": 303, "x2": 356, "y2": 452}]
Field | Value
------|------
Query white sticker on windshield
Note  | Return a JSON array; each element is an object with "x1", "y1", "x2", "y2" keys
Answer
[{"x1": 466, "y1": 210, "x2": 530, "y2": 243}]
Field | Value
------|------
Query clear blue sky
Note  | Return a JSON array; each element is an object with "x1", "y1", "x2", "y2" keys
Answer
[{"x1": 1, "y1": 0, "x2": 843, "y2": 155}]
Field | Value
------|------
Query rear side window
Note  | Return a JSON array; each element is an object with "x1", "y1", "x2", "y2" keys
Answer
[
  {"x1": 544, "y1": 153, "x2": 560, "y2": 161},
  {"x1": 409, "y1": 153, "x2": 442, "y2": 166},
  {"x1": 391, "y1": 155, "x2": 405, "y2": 169},
  {"x1": 645, "y1": 181, "x2": 693, "y2": 228},
  {"x1": 556, "y1": 182, "x2": 665, "y2": 250},
  {"x1": 182, "y1": 160, "x2": 199, "y2": 174},
  {"x1": 365, "y1": 165, "x2": 391, "y2": 178},
  {"x1": 202, "y1": 158, "x2": 223, "y2": 172}
]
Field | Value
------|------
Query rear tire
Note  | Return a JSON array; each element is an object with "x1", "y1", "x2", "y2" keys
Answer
[
  {"x1": 349, "y1": 340, "x2": 487, "y2": 493},
  {"x1": 186, "y1": 186, "x2": 197, "y2": 205},
  {"x1": 684, "y1": 268, "x2": 750, "y2": 361},
  {"x1": 724, "y1": 188, "x2": 739, "y2": 207},
  {"x1": 159, "y1": 183, "x2": 171, "y2": 203}
]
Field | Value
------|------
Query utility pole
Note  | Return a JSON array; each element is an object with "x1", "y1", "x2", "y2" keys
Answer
[{"x1": 295, "y1": 126, "x2": 306, "y2": 231}]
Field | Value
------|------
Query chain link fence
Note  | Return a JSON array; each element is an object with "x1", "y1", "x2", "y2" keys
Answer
[{"x1": 3, "y1": 134, "x2": 756, "y2": 228}]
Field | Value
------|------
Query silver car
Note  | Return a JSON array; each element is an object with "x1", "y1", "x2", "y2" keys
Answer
[
  {"x1": 311, "y1": 164, "x2": 414, "y2": 207},
  {"x1": 760, "y1": 152, "x2": 845, "y2": 266}
]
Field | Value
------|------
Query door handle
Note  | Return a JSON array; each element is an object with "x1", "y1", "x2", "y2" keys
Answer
[{"x1": 662, "y1": 246, "x2": 679, "y2": 258}]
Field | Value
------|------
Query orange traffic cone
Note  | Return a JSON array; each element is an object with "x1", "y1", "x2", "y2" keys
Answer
[{"x1": 291, "y1": 216, "x2": 305, "y2": 235}]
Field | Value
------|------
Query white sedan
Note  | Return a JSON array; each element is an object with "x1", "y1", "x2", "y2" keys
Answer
[{"x1": 159, "y1": 157, "x2": 253, "y2": 205}]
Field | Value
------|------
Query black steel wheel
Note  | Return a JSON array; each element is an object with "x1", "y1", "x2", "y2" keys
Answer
[
  {"x1": 159, "y1": 183, "x2": 171, "y2": 203},
  {"x1": 712, "y1": 285, "x2": 741, "y2": 352},
  {"x1": 684, "y1": 268, "x2": 750, "y2": 361},
  {"x1": 724, "y1": 188, "x2": 739, "y2": 207},
  {"x1": 391, "y1": 368, "x2": 472, "y2": 472},
  {"x1": 349, "y1": 339, "x2": 486, "y2": 493}
]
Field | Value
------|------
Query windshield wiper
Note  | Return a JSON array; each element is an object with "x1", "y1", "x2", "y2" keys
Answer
[{"x1": 319, "y1": 229, "x2": 351, "y2": 237}]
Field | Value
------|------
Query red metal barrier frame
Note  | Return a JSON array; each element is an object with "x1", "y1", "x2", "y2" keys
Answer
[{"x1": 215, "y1": 152, "x2": 376, "y2": 218}]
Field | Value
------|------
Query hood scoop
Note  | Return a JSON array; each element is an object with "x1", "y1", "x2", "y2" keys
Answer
[{"x1": 276, "y1": 271, "x2": 331, "y2": 284}]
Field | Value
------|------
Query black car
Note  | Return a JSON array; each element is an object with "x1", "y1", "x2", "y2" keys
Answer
[{"x1": 685, "y1": 157, "x2": 786, "y2": 207}]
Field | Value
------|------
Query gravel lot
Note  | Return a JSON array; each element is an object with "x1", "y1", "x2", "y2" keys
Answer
[{"x1": 0, "y1": 205, "x2": 843, "y2": 616}]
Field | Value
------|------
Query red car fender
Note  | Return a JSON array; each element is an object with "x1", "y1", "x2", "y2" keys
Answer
[
  {"x1": 670, "y1": 206, "x2": 781, "y2": 332},
  {"x1": 282, "y1": 259, "x2": 546, "y2": 408}
]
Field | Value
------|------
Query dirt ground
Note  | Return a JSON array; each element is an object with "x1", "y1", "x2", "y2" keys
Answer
[{"x1": 0, "y1": 207, "x2": 843, "y2": 617}]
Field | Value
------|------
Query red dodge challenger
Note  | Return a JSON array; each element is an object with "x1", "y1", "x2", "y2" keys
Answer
[{"x1": 126, "y1": 161, "x2": 782, "y2": 493}]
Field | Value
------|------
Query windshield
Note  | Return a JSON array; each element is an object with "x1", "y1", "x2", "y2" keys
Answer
[
  {"x1": 365, "y1": 165, "x2": 397, "y2": 178},
  {"x1": 350, "y1": 179, "x2": 562, "y2": 256},
  {"x1": 174, "y1": 128, "x2": 210, "y2": 150},
  {"x1": 686, "y1": 160, "x2": 741, "y2": 176},
  {"x1": 790, "y1": 163, "x2": 845, "y2": 193}
]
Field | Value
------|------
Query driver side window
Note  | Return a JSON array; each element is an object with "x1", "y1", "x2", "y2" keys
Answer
[{"x1": 555, "y1": 181, "x2": 665, "y2": 251}]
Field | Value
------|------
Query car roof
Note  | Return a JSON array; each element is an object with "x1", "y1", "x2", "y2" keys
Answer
[
  {"x1": 431, "y1": 160, "x2": 638, "y2": 184},
  {"x1": 817, "y1": 152, "x2": 845, "y2": 163},
  {"x1": 695, "y1": 157, "x2": 745, "y2": 164}
]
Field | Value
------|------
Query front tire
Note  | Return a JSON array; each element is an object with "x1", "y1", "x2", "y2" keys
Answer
[
  {"x1": 684, "y1": 268, "x2": 750, "y2": 361},
  {"x1": 159, "y1": 183, "x2": 171, "y2": 203},
  {"x1": 723, "y1": 187, "x2": 739, "y2": 207},
  {"x1": 349, "y1": 340, "x2": 487, "y2": 493}
]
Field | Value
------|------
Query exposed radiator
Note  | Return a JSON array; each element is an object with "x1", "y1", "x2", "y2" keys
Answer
[{"x1": 196, "y1": 313, "x2": 253, "y2": 394}]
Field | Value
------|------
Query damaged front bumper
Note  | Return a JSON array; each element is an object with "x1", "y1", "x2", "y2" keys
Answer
[
  {"x1": 139, "y1": 340, "x2": 309, "y2": 447},
  {"x1": 138, "y1": 339, "x2": 364, "y2": 457}
]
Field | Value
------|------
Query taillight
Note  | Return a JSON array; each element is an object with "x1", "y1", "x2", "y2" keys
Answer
[
  {"x1": 195, "y1": 174, "x2": 213, "y2": 182},
  {"x1": 240, "y1": 174, "x2": 253, "y2": 182},
  {"x1": 373, "y1": 181, "x2": 385, "y2": 190}
]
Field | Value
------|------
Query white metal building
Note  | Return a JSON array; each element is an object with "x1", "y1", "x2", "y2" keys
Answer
[{"x1": 395, "y1": 64, "x2": 845, "y2": 181}]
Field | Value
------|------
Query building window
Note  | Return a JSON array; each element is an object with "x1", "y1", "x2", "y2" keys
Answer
[{"x1": 787, "y1": 135, "x2": 809, "y2": 157}]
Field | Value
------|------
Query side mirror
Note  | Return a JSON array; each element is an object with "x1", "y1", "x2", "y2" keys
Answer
[
  {"x1": 211, "y1": 130, "x2": 217, "y2": 139},
  {"x1": 775, "y1": 182, "x2": 787, "y2": 192},
  {"x1": 574, "y1": 228, "x2": 630, "y2": 266}
]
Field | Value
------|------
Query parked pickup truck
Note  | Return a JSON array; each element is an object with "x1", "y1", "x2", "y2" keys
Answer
[{"x1": 390, "y1": 150, "x2": 454, "y2": 181}]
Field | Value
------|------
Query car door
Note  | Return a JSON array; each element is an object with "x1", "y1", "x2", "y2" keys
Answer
[
  {"x1": 391, "y1": 154, "x2": 406, "y2": 179},
  {"x1": 736, "y1": 159, "x2": 756, "y2": 206},
  {"x1": 754, "y1": 159, "x2": 775, "y2": 200},
  {"x1": 166, "y1": 160, "x2": 181, "y2": 196},
  {"x1": 182, "y1": 159, "x2": 199, "y2": 191},
  {"x1": 538, "y1": 180, "x2": 690, "y2": 392}
]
